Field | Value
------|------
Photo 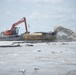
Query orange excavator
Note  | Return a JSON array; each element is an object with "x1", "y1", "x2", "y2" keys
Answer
[{"x1": 2, "y1": 17, "x2": 28, "y2": 36}]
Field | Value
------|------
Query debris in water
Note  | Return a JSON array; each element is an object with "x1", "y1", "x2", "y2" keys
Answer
[
  {"x1": 37, "y1": 50, "x2": 41, "y2": 52},
  {"x1": 27, "y1": 44, "x2": 33, "y2": 47},
  {"x1": 19, "y1": 69, "x2": 26, "y2": 74},
  {"x1": 51, "y1": 51, "x2": 55, "y2": 53},
  {"x1": 33, "y1": 67, "x2": 39, "y2": 71}
]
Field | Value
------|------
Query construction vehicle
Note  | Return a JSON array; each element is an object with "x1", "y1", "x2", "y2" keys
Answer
[
  {"x1": 22, "y1": 32, "x2": 56, "y2": 42},
  {"x1": 2, "y1": 17, "x2": 28, "y2": 36},
  {"x1": 0, "y1": 17, "x2": 28, "y2": 41}
]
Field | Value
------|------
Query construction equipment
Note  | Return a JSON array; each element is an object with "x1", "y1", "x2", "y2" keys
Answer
[
  {"x1": 2, "y1": 17, "x2": 28, "y2": 36},
  {"x1": 22, "y1": 32, "x2": 56, "y2": 41}
]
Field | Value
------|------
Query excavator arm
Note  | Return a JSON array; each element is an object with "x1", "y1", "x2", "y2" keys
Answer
[
  {"x1": 11, "y1": 17, "x2": 28, "y2": 32},
  {"x1": 3, "y1": 17, "x2": 28, "y2": 36}
]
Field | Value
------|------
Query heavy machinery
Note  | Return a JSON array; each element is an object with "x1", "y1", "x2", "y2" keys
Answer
[
  {"x1": 2, "y1": 17, "x2": 28, "y2": 36},
  {"x1": 22, "y1": 32, "x2": 56, "y2": 42},
  {"x1": 0, "y1": 17, "x2": 28, "y2": 41}
]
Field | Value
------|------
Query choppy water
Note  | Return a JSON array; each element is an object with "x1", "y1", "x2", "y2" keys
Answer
[{"x1": 0, "y1": 42, "x2": 76, "y2": 75}]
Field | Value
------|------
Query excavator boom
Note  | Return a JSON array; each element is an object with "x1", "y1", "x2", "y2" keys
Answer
[
  {"x1": 11, "y1": 17, "x2": 28, "y2": 33},
  {"x1": 3, "y1": 17, "x2": 28, "y2": 36}
]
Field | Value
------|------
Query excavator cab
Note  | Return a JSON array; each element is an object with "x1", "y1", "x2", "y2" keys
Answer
[{"x1": 12, "y1": 27, "x2": 19, "y2": 35}]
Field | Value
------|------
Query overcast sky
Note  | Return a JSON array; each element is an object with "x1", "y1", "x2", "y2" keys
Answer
[{"x1": 0, "y1": 0, "x2": 76, "y2": 34}]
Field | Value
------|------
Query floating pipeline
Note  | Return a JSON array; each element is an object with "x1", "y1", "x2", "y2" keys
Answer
[{"x1": 0, "y1": 45, "x2": 21, "y2": 47}]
